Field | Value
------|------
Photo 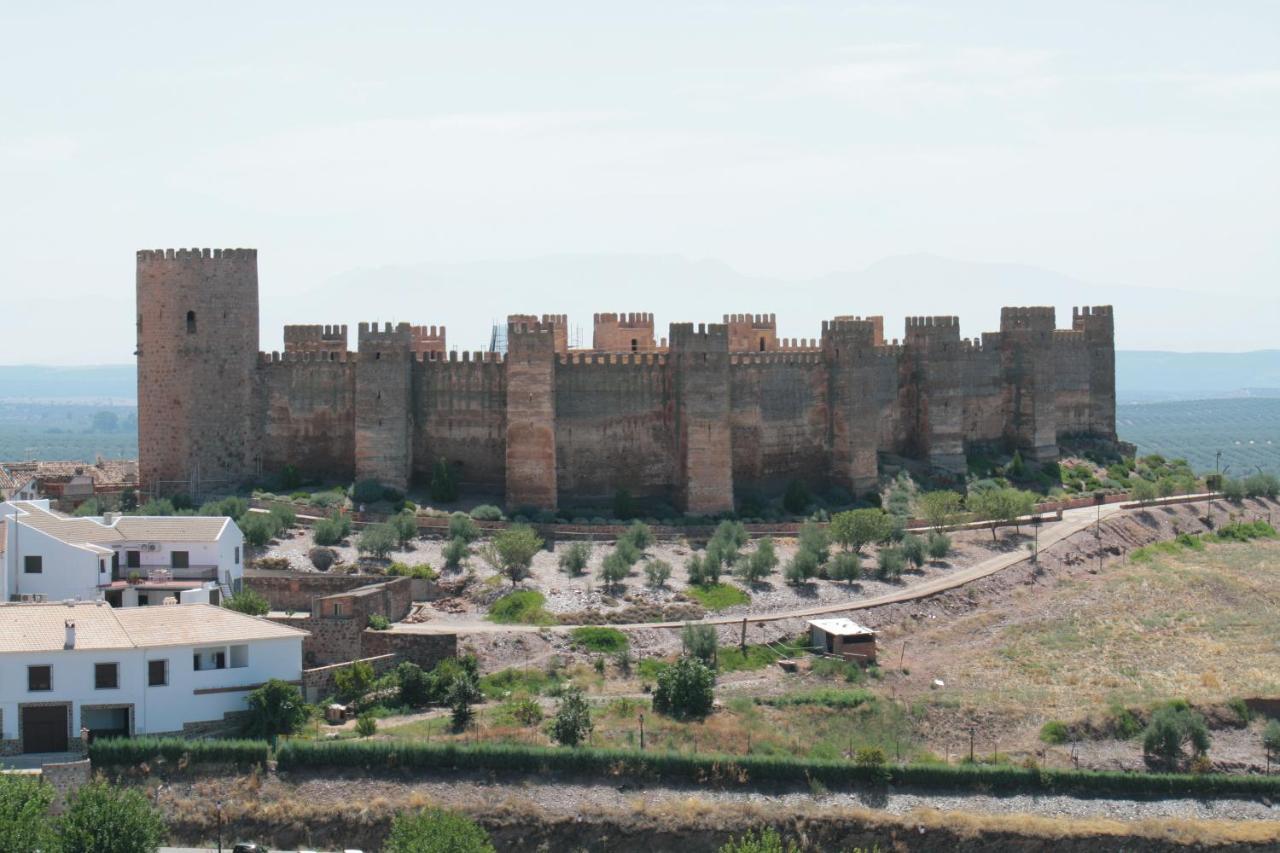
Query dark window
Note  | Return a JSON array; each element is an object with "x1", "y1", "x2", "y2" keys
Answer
[
  {"x1": 99, "y1": 559, "x2": 105, "y2": 573},
  {"x1": 137, "y1": 594, "x2": 149, "y2": 606},
  {"x1": 126, "y1": 550, "x2": 140, "y2": 568},
  {"x1": 759, "y1": 337, "x2": 766, "y2": 352},
  {"x1": 148, "y1": 659, "x2": 168, "y2": 687},
  {"x1": 95, "y1": 662, "x2": 119, "y2": 689},
  {"x1": 171, "y1": 551, "x2": 189, "y2": 569},
  {"x1": 186, "y1": 310, "x2": 197, "y2": 333},
  {"x1": 631, "y1": 338, "x2": 638, "y2": 352},
  {"x1": 24, "y1": 555, "x2": 42, "y2": 574},
  {"x1": 112, "y1": 552, "x2": 120, "y2": 573},
  {"x1": 28, "y1": 665, "x2": 52, "y2": 691},
  {"x1": 234, "y1": 546, "x2": 240, "y2": 564}
]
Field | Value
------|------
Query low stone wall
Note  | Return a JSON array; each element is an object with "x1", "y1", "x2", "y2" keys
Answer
[
  {"x1": 42, "y1": 758, "x2": 91, "y2": 813},
  {"x1": 246, "y1": 571, "x2": 390, "y2": 612},
  {"x1": 361, "y1": 630, "x2": 457, "y2": 671},
  {"x1": 302, "y1": 653, "x2": 399, "y2": 702}
]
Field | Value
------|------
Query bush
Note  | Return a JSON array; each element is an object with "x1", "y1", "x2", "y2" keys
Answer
[
  {"x1": 829, "y1": 508, "x2": 893, "y2": 552},
  {"x1": 384, "y1": 808, "x2": 495, "y2": 853},
  {"x1": 448, "y1": 671, "x2": 483, "y2": 730},
  {"x1": 796, "y1": 520, "x2": 829, "y2": 565},
  {"x1": 313, "y1": 512, "x2": 352, "y2": 546},
  {"x1": 1221, "y1": 477, "x2": 1247, "y2": 503},
  {"x1": 926, "y1": 531, "x2": 951, "y2": 560},
  {"x1": 967, "y1": 486, "x2": 1038, "y2": 541},
  {"x1": 783, "y1": 479, "x2": 812, "y2": 515},
  {"x1": 352, "y1": 478, "x2": 386, "y2": 505},
  {"x1": 645, "y1": 559, "x2": 672, "y2": 589},
  {"x1": 899, "y1": 534, "x2": 926, "y2": 568},
  {"x1": 449, "y1": 512, "x2": 481, "y2": 543},
  {"x1": 1040, "y1": 720, "x2": 1070, "y2": 745},
  {"x1": 391, "y1": 511, "x2": 419, "y2": 548},
  {"x1": 58, "y1": 780, "x2": 166, "y2": 853},
  {"x1": 397, "y1": 662, "x2": 431, "y2": 707},
  {"x1": 783, "y1": 548, "x2": 818, "y2": 585},
  {"x1": 1264, "y1": 720, "x2": 1280, "y2": 759},
  {"x1": 244, "y1": 678, "x2": 309, "y2": 740},
  {"x1": 470, "y1": 504, "x2": 504, "y2": 521},
  {"x1": 1143, "y1": 703, "x2": 1211, "y2": 767},
  {"x1": 429, "y1": 457, "x2": 460, "y2": 503},
  {"x1": 571, "y1": 626, "x2": 629, "y2": 654},
  {"x1": 598, "y1": 550, "x2": 630, "y2": 590},
  {"x1": 480, "y1": 524, "x2": 544, "y2": 585},
  {"x1": 268, "y1": 502, "x2": 297, "y2": 529},
  {"x1": 877, "y1": 547, "x2": 905, "y2": 580},
  {"x1": 1131, "y1": 478, "x2": 1158, "y2": 504},
  {"x1": 684, "y1": 581, "x2": 748, "y2": 610},
  {"x1": 918, "y1": 490, "x2": 964, "y2": 531},
  {"x1": 89, "y1": 736, "x2": 269, "y2": 767},
  {"x1": 681, "y1": 622, "x2": 718, "y2": 665},
  {"x1": 653, "y1": 655, "x2": 716, "y2": 719},
  {"x1": 224, "y1": 588, "x2": 270, "y2": 616},
  {"x1": 620, "y1": 520, "x2": 654, "y2": 551},
  {"x1": 509, "y1": 697, "x2": 544, "y2": 726},
  {"x1": 387, "y1": 561, "x2": 436, "y2": 579},
  {"x1": 358, "y1": 522, "x2": 398, "y2": 558},
  {"x1": 239, "y1": 511, "x2": 281, "y2": 547},
  {"x1": 1244, "y1": 472, "x2": 1280, "y2": 499},
  {"x1": 0, "y1": 772, "x2": 57, "y2": 853},
  {"x1": 443, "y1": 536, "x2": 471, "y2": 569},
  {"x1": 558, "y1": 541, "x2": 591, "y2": 577},
  {"x1": 334, "y1": 660, "x2": 376, "y2": 703},
  {"x1": 551, "y1": 686, "x2": 595, "y2": 747},
  {"x1": 736, "y1": 537, "x2": 778, "y2": 584},
  {"x1": 686, "y1": 552, "x2": 719, "y2": 586},
  {"x1": 488, "y1": 590, "x2": 554, "y2": 625},
  {"x1": 368, "y1": 614, "x2": 391, "y2": 630},
  {"x1": 355, "y1": 712, "x2": 378, "y2": 737},
  {"x1": 828, "y1": 551, "x2": 860, "y2": 584},
  {"x1": 308, "y1": 546, "x2": 337, "y2": 571}
]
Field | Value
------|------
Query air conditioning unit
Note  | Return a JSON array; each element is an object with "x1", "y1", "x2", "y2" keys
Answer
[
  {"x1": 142, "y1": 543, "x2": 160, "y2": 552},
  {"x1": 19, "y1": 593, "x2": 33, "y2": 603},
  {"x1": 34, "y1": 594, "x2": 47, "y2": 602}
]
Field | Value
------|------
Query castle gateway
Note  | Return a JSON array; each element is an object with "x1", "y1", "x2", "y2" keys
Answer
[{"x1": 136, "y1": 249, "x2": 1117, "y2": 513}]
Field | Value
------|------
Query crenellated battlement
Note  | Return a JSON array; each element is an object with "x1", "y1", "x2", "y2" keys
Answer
[
  {"x1": 1072, "y1": 304, "x2": 1115, "y2": 335},
  {"x1": 260, "y1": 349, "x2": 354, "y2": 365},
  {"x1": 777, "y1": 338, "x2": 820, "y2": 351},
  {"x1": 668, "y1": 322, "x2": 729, "y2": 350},
  {"x1": 284, "y1": 324, "x2": 348, "y2": 354},
  {"x1": 723, "y1": 313, "x2": 777, "y2": 328},
  {"x1": 137, "y1": 248, "x2": 257, "y2": 261},
  {"x1": 1000, "y1": 306, "x2": 1056, "y2": 332}
]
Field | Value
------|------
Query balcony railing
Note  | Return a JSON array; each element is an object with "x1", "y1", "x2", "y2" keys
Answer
[{"x1": 116, "y1": 565, "x2": 220, "y2": 583}]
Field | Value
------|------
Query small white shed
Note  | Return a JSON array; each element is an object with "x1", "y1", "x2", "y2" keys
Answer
[{"x1": 808, "y1": 618, "x2": 877, "y2": 663}]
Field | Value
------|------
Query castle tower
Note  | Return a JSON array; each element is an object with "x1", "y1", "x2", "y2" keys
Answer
[
  {"x1": 1073, "y1": 306, "x2": 1117, "y2": 440},
  {"x1": 1000, "y1": 307, "x2": 1059, "y2": 461},
  {"x1": 822, "y1": 317, "x2": 894, "y2": 495},
  {"x1": 355, "y1": 322, "x2": 414, "y2": 490},
  {"x1": 669, "y1": 322, "x2": 734, "y2": 514},
  {"x1": 505, "y1": 318, "x2": 558, "y2": 509},
  {"x1": 136, "y1": 248, "x2": 260, "y2": 497},
  {"x1": 903, "y1": 316, "x2": 965, "y2": 475},
  {"x1": 284, "y1": 324, "x2": 348, "y2": 356},
  {"x1": 593, "y1": 312, "x2": 656, "y2": 352},
  {"x1": 723, "y1": 313, "x2": 778, "y2": 353}
]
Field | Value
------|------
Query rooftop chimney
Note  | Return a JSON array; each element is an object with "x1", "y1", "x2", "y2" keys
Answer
[{"x1": 65, "y1": 619, "x2": 76, "y2": 649}]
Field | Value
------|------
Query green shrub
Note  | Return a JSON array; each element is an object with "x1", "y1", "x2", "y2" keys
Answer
[
  {"x1": 449, "y1": 511, "x2": 481, "y2": 542},
  {"x1": 783, "y1": 548, "x2": 819, "y2": 585},
  {"x1": 1143, "y1": 703, "x2": 1210, "y2": 767},
  {"x1": 756, "y1": 688, "x2": 874, "y2": 709},
  {"x1": 397, "y1": 662, "x2": 431, "y2": 707},
  {"x1": 926, "y1": 531, "x2": 951, "y2": 560},
  {"x1": 508, "y1": 697, "x2": 544, "y2": 726},
  {"x1": 653, "y1": 655, "x2": 716, "y2": 719},
  {"x1": 312, "y1": 512, "x2": 352, "y2": 546},
  {"x1": 244, "y1": 679, "x2": 309, "y2": 739},
  {"x1": 356, "y1": 712, "x2": 378, "y2": 737},
  {"x1": 89, "y1": 736, "x2": 269, "y2": 767},
  {"x1": 796, "y1": 520, "x2": 830, "y2": 564},
  {"x1": 351, "y1": 478, "x2": 386, "y2": 505},
  {"x1": 470, "y1": 504, "x2": 504, "y2": 521},
  {"x1": 550, "y1": 686, "x2": 594, "y2": 747},
  {"x1": 571, "y1": 626, "x2": 629, "y2": 654},
  {"x1": 1264, "y1": 720, "x2": 1280, "y2": 758},
  {"x1": 384, "y1": 808, "x2": 495, "y2": 853},
  {"x1": 480, "y1": 524, "x2": 543, "y2": 585},
  {"x1": 268, "y1": 502, "x2": 297, "y2": 529},
  {"x1": 334, "y1": 660, "x2": 376, "y2": 703},
  {"x1": 1244, "y1": 472, "x2": 1280, "y2": 499},
  {"x1": 429, "y1": 457, "x2": 460, "y2": 503},
  {"x1": 808, "y1": 657, "x2": 865, "y2": 683},
  {"x1": 644, "y1": 558, "x2": 673, "y2": 589},
  {"x1": 368, "y1": 614, "x2": 391, "y2": 630},
  {"x1": 308, "y1": 546, "x2": 337, "y2": 571},
  {"x1": 358, "y1": 522, "x2": 398, "y2": 558},
  {"x1": 829, "y1": 508, "x2": 893, "y2": 552},
  {"x1": 58, "y1": 780, "x2": 166, "y2": 853},
  {"x1": 899, "y1": 534, "x2": 926, "y2": 568},
  {"x1": 620, "y1": 520, "x2": 654, "y2": 551},
  {"x1": 828, "y1": 551, "x2": 860, "y2": 584},
  {"x1": 0, "y1": 771, "x2": 57, "y2": 852},
  {"x1": 386, "y1": 561, "x2": 436, "y2": 579},
  {"x1": 1040, "y1": 720, "x2": 1070, "y2": 745},
  {"x1": 443, "y1": 536, "x2": 471, "y2": 569},
  {"x1": 391, "y1": 511, "x2": 418, "y2": 547},
  {"x1": 1221, "y1": 477, "x2": 1247, "y2": 503},
  {"x1": 684, "y1": 581, "x2": 748, "y2": 610},
  {"x1": 598, "y1": 549, "x2": 630, "y2": 589},
  {"x1": 877, "y1": 547, "x2": 905, "y2": 580},
  {"x1": 239, "y1": 511, "x2": 281, "y2": 547},
  {"x1": 918, "y1": 490, "x2": 964, "y2": 531},
  {"x1": 224, "y1": 588, "x2": 270, "y2": 616},
  {"x1": 686, "y1": 551, "x2": 719, "y2": 586},
  {"x1": 488, "y1": 590, "x2": 554, "y2": 625},
  {"x1": 719, "y1": 827, "x2": 799, "y2": 853},
  {"x1": 736, "y1": 537, "x2": 778, "y2": 584},
  {"x1": 681, "y1": 622, "x2": 718, "y2": 665}
]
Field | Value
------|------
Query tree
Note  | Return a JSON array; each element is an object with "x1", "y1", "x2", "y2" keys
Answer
[
  {"x1": 443, "y1": 536, "x2": 471, "y2": 569},
  {"x1": 429, "y1": 457, "x2": 459, "y2": 503},
  {"x1": 829, "y1": 509, "x2": 893, "y2": 553},
  {"x1": 309, "y1": 546, "x2": 337, "y2": 571},
  {"x1": 918, "y1": 490, "x2": 963, "y2": 532},
  {"x1": 0, "y1": 773, "x2": 57, "y2": 853},
  {"x1": 828, "y1": 551, "x2": 860, "y2": 585},
  {"x1": 397, "y1": 662, "x2": 431, "y2": 707},
  {"x1": 926, "y1": 531, "x2": 951, "y2": 560},
  {"x1": 598, "y1": 549, "x2": 630, "y2": 590},
  {"x1": 384, "y1": 808, "x2": 496, "y2": 853},
  {"x1": 352, "y1": 478, "x2": 387, "y2": 505},
  {"x1": 796, "y1": 520, "x2": 829, "y2": 565},
  {"x1": 620, "y1": 520, "x2": 654, "y2": 551},
  {"x1": 334, "y1": 660, "x2": 376, "y2": 703},
  {"x1": 877, "y1": 547, "x2": 905, "y2": 580},
  {"x1": 224, "y1": 588, "x2": 270, "y2": 616},
  {"x1": 358, "y1": 522, "x2": 398, "y2": 558},
  {"x1": 686, "y1": 551, "x2": 720, "y2": 586},
  {"x1": 736, "y1": 537, "x2": 777, "y2": 584},
  {"x1": 718, "y1": 827, "x2": 799, "y2": 853},
  {"x1": 449, "y1": 511, "x2": 481, "y2": 542},
  {"x1": 480, "y1": 524, "x2": 543, "y2": 586},
  {"x1": 550, "y1": 686, "x2": 594, "y2": 746},
  {"x1": 1222, "y1": 478, "x2": 1246, "y2": 503},
  {"x1": 447, "y1": 671, "x2": 482, "y2": 730},
  {"x1": 58, "y1": 781, "x2": 166, "y2": 853},
  {"x1": 653, "y1": 655, "x2": 716, "y2": 719},
  {"x1": 313, "y1": 511, "x2": 352, "y2": 546},
  {"x1": 899, "y1": 534, "x2": 926, "y2": 569},
  {"x1": 1142, "y1": 703, "x2": 1210, "y2": 768},
  {"x1": 967, "y1": 487, "x2": 1036, "y2": 541},
  {"x1": 645, "y1": 559, "x2": 672, "y2": 589},
  {"x1": 356, "y1": 712, "x2": 378, "y2": 737},
  {"x1": 559, "y1": 541, "x2": 591, "y2": 577},
  {"x1": 681, "y1": 622, "x2": 718, "y2": 665},
  {"x1": 243, "y1": 678, "x2": 308, "y2": 739},
  {"x1": 1264, "y1": 720, "x2": 1280, "y2": 762},
  {"x1": 782, "y1": 479, "x2": 812, "y2": 515},
  {"x1": 119, "y1": 487, "x2": 138, "y2": 511},
  {"x1": 1131, "y1": 478, "x2": 1158, "y2": 505},
  {"x1": 783, "y1": 547, "x2": 818, "y2": 585},
  {"x1": 239, "y1": 511, "x2": 281, "y2": 547},
  {"x1": 391, "y1": 511, "x2": 419, "y2": 548}
]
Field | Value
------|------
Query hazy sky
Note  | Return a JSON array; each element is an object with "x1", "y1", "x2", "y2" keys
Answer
[{"x1": 3, "y1": 1, "x2": 1278, "y2": 363}]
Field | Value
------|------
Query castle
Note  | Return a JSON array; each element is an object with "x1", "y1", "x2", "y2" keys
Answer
[{"x1": 136, "y1": 248, "x2": 1117, "y2": 513}]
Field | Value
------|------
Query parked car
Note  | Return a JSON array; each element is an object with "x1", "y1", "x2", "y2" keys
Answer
[{"x1": 233, "y1": 845, "x2": 268, "y2": 853}]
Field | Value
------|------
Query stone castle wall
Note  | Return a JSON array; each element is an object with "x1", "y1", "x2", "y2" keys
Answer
[{"x1": 136, "y1": 249, "x2": 1118, "y2": 509}]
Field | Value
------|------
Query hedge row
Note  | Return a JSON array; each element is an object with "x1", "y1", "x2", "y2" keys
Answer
[
  {"x1": 274, "y1": 740, "x2": 1280, "y2": 799},
  {"x1": 89, "y1": 736, "x2": 269, "y2": 767}
]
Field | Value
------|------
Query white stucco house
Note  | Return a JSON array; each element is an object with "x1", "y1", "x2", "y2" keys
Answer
[
  {"x1": 0, "y1": 500, "x2": 244, "y2": 607},
  {"x1": 0, "y1": 600, "x2": 307, "y2": 754},
  {"x1": 0, "y1": 466, "x2": 39, "y2": 502}
]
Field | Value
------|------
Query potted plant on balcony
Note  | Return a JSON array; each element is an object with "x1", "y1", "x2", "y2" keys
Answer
[{"x1": 127, "y1": 570, "x2": 142, "y2": 585}]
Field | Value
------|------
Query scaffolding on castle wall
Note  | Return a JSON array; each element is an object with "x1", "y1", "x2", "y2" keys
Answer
[{"x1": 489, "y1": 321, "x2": 508, "y2": 355}]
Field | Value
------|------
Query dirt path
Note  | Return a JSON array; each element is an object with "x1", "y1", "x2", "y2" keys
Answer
[{"x1": 391, "y1": 502, "x2": 1129, "y2": 635}]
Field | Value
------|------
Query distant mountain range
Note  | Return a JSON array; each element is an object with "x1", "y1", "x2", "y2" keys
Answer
[{"x1": 4, "y1": 349, "x2": 1279, "y2": 405}]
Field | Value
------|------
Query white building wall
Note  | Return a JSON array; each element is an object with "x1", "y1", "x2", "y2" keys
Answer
[
  {"x1": 0, "y1": 647, "x2": 143, "y2": 741},
  {"x1": 2, "y1": 522, "x2": 104, "y2": 603}
]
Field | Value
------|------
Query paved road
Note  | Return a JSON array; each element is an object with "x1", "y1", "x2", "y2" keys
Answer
[{"x1": 391, "y1": 502, "x2": 1129, "y2": 635}]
